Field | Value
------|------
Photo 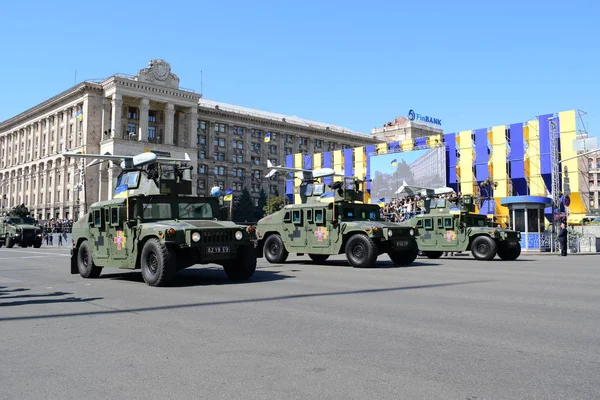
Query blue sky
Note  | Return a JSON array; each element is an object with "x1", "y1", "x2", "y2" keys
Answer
[{"x1": 1, "y1": 0, "x2": 598, "y2": 138}]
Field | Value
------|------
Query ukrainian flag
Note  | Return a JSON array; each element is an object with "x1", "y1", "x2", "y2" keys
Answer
[
  {"x1": 320, "y1": 191, "x2": 334, "y2": 203},
  {"x1": 449, "y1": 207, "x2": 461, "y2": 215},
  {"x1": 224, "y1": 189, "x2": 233, "y2": 201},
  {"x1": 114, "y1": 184, "x2": 129, "y2": 199},
  {"x1": 391, "y1": 159, "x2": 397, "y2": 167},
  {"x1": 377, "y1": 197, "x2": 386, "y2": 208},
  {"x1": 75, "y1": 110, "x2": 83, "y2": 120},
  {"x1": 264, "y1": 132, "x2": 271, "y2": 143}
]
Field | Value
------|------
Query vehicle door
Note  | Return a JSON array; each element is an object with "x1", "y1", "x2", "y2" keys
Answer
[
  {"x1": 419, "y1": 217, "x2": 437, "y2": 248},
  {"x1": 306, "y1": 207, "x2": 330, "y2": 249},
  {"x1": 283, "y1": 208, "x2": 306, "y2": 249},
  {"x1": 440, "y1": 216, "x2": 458, "y2": 249},
  {"x1": 109, "y1": 204, "x2": 129, "y2": 264},
  {"x1": 89, "y1": 207, "x2": 110, "y2": 261}
]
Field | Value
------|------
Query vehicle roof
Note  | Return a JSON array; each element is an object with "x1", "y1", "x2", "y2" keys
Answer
[{"x1": 89, "y1": 198, "x2": 127, "y2": 208}]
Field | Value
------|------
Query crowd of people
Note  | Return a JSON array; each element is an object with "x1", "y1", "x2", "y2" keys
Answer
[{"x1": 380, "y1": 193, "x2": 460, "y2": 222}]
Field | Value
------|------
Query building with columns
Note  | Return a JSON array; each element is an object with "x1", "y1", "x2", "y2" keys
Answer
[{"x1": 0, "y1": 60, "x2": 378, "y2": 220}]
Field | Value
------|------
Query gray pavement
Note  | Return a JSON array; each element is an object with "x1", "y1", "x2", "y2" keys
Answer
[{"x1": 1, "y1": 249, "x2": 599, "y2": 400}]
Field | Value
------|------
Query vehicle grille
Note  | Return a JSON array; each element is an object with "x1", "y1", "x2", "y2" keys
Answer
[
  {"x1": 201, "y1": 230, "x2": 234, "y2": 244},
  {"x1": 22, "y1": 229, "x2": 35, "y2": 238},
  {"x1": 390, "y1": 229, "x2": 410, "y2": 237}
]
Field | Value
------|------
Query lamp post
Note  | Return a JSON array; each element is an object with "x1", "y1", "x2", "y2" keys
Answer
[{"x1": 480, "y1": 178, "x2": 498, "y2": 225}]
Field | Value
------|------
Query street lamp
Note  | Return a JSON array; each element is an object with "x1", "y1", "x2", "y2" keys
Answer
[{"x1": 480, "y1": 178, "x2": 498, "y2": 225}]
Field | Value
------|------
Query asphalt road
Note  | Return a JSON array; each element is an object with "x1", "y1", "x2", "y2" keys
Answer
[{"x1": 1, "y1": 248, "x2": 599, "y2": 400}]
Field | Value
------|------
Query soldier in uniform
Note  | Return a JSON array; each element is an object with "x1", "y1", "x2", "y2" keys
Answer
[{"x1": 557, "y1": 221, "x2": 568, "y2": 256}]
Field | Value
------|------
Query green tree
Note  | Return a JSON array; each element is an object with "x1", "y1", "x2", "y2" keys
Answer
[
  {"x1": 255, "y1": 188, "x2": 268, "y2": 220},
  {"x1": 263, "y1": 196, "x2": 286, "y2": 216},
  {"x1": 233, "y1": 187, "x2": 255, "y2": 223}
]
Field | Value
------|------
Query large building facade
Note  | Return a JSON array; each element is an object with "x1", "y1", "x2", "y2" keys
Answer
[{"x1": 0, "y1": 60, "x2": 378, "y2": 220}]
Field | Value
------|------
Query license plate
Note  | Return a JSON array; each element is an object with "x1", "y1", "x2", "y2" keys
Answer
[
  {"x1": 207, "y1": 246, "x2": 230, "y2": 254},
  {"x1": 508, "y1": 241, "x2": 518, "y2": 247},
  {"x1": 394, "y1": 240, "x2": 409, "y2": 247}
]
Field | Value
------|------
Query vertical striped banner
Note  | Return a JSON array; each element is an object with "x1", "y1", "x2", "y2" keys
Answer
[
  {"x1": 508, "y1": 123, "x2": 527, "y2": 195},
  {"x1": 354, "y1": 147, "x2": 367, "y2": 202},
  {"x1": 322, "y1": 151, "x2": 332, "y2": 186},
  {"x1": 401, "y1": 139, "x2": 413, "y2": 152},
  {"x1": 458, "y1": 130, "x2": 474, "y2": 195},
  {"x1": 365, "y1": 145, "x2": 375, "y2": 201},
  {"x1": 474, "y1": 128, "x2": 489, "y2": 184},
  {"x1": 558, "y1": 110, "x2": 585, "y2": 213},
  {"x1": 285, "y1": 154, "x2": 294, "y2": 202},
  {"x1": 444, "y1": 133, "x2": 457, "y2": 192},
  {"x1": 538, "y1": 113, "x2": 553, "y2": 193},
  {"x1": 491, "y1": 125, "x2": 508, "y2": 219},
  {"x1": 333, "y1": 150, "x2": 343, "y2": 181},
  {"x1": 526, "y1": 118, "x2": 544, "y2": 196},
  {"x1": 344, "y1": 148, "x2": 354, "y2": 178},
  {"x1": 294, "y1": 153, "x2": 303, "y2": 204}
]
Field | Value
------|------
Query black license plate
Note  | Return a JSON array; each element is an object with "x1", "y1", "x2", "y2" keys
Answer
[
  {"x1": 207, "y1": 246, "x2": 230, "y2": 254},
  {"x1": 394, "y1": 240, "x2": 409, "y2": 247},
  {"x1": 508, "y1": 241, "x2": 519, "y2": 247}
]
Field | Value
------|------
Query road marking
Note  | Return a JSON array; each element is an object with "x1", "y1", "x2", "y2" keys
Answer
[{"x1": 0, "y1": 249, "x2": 71, "y2": 256}]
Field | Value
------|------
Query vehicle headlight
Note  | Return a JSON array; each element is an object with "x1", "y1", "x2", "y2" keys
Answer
[
  {"x1": 191, "y1": 232, "x2": 201, "y2": 242},
  {"x1": 409, "y1": 229, "x2": 415, "y2": 236},
  {"x1": 235, "y1": 230, "x2": 243, "y2": 240},
  {"x1": 388, "y1": 230, "x2": 393, "y2": 237}
]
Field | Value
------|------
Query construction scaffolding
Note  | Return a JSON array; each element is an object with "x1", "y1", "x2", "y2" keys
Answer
[{"x1": 549, "y1": 117, "x2": 560, "y2": 252}]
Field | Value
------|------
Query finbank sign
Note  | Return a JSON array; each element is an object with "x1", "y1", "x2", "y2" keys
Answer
[{"x1": 408, "y1": 109, "x2": 442, "y2": 126}]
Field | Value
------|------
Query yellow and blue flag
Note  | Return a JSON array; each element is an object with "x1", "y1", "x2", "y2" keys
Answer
[
  {"x1": 391, "y1": 159, "x2": 397, "y2": 167},
  {"x1": 114, "y1": 184, "x2": 129, "y2": 199},
  {"x1": 224, "y1": 189, "x2": 233, "y2": 201},
  {"x1": 449, "y1": 207, "x2": 461, "y2": 215},
  {"x1": 75, "y1": 110, "x2": 83, "y2": 120},
  {"x1": 264, "y1": 132, "x2": 271, "y2": 143}
]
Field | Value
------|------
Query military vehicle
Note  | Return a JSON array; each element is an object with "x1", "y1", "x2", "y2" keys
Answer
[
  {"x1": 63, "y1": 150, "x2": 258, "y2": 287},
  {"x1": 255, "y1": 162, "x2": 419, "y2": 268},
  {"x1": 400, "y1": 193, "x2": 522, "y2": 260},
  {"x1": 0, "y1": 204, "x2": 43, "y2": 248}
]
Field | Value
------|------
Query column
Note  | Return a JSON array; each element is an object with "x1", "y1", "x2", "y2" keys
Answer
[
  {"x1": 138, "y1": 98, "x2": 149, "y2": 141},
  {"x1": 107, "y1": 167, "x2": 114, "y2": 200},
  {"x1": 45, "y1": 117, "x2": 52, "y2": 156},
  {"x1": 16, "y1": 131, "x2": 22, "y2": 165},
  {"x1": 177, "y1": 112, "x2": 185, "y2": 147},
  {"x1": 164, "y1": 103, "x2": 175, "y2": 145},
  {"x1": 187, "y1": 107, "x2": 198, "y2": 149},
  {"x1": 101, "y1": 97, "x2": 110, "y2": 139},
  {"x1": 111, "y1": 93, "x2": 122, "y2": 138},
  {"x1": 68, "y1": 162, "x2": 75, "y2": 220},
  {"x1": 28, "y1": 169, "x2": 34, "y2": 213},
  {"x1": 62, "y1": 111, "x2": 69, "y2": 151}
]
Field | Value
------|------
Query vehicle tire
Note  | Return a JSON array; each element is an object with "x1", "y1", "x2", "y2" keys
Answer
[
  {"x1": 6, "y1": 236, "x2": 14, "y2": 248},
  {"x1": 471, "y1": 236, "x2": 497, "y2": 260},
  {"x1": 264, "y1": 234, "x2": 288, "y2": 264},
  {"x1": 389, "y1": 247, "x2": 419, "y2": 266},
  {"x1": 140, "y1": 238, "x2": 175, "y2": 287},
  {"x1": 223, "y1": 245, "x2": 257, "y2": 281},
  {"x1": 497, "y1": 245, "x2": 521, "y2": 261},
  {"x1": 77, "y1": 240, "x2": 103, "y2": 278},
  {"x1": 33, "y1": 242, "x2": 41, "y2": 248},
  {"x1": 345, "y1": 234, "x2": 377, "y2": 268},
  {"x1": 424, "y1": 251, "x2": 443, "y2": 259},
  {"x1": 308, "y1": 254, "x2": 329, "y2": 263}
]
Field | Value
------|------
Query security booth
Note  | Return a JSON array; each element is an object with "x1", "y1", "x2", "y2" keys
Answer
[{"x1": 500, "y1": 196, "x2": 552, "y2": 251}]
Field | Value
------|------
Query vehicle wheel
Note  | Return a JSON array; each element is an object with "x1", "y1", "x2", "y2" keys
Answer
[
  {"x1": 424, "y1": 251, "x2": 443, "y2": 259},
  {"x1": 345, "y1": 234, "x2": 377, "y2": 268},
  {"x1": 264, "y1": 234, "x2": 288, "y2": 263},
  {"x1": 471, "y1": 236, "x2": 497, "y2": 260},
  {"x1": 497, "y1": 245, "x2": 521, "y2": 261},
  {"x1": 6, "y1": 236, "x2": 14, "y2": 248},
  {"x1": 223, "y1": 245, "x2": 257, "y2": 280},
  {"x1": 77, "y1": 240, "x2": 103, "y2": 278},
  {"x1": 33, "y1": 242, "x2": 41, "y2": 248},
  {"x1": 141, "y1": 238, "x2": 175, "y2": 287},
  {"x1": 308, "y1": 254, "x2": 329, "y2": 263},
  {"x1": 389, "y1": 247, "x2": 419, "y2": 266}
]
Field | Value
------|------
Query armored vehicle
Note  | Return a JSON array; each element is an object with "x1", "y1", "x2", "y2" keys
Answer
[
  {"x1": 0, "y1": 204, "x2": 43, "y2": 248},
  {"x1": 64, "y1": 150, "x2": 257, "y2": 287},
  {"x1": 255, "y1": 163, "x2": 418, "y2": 268},
  {"x1": 401, "y1": 194, "x2": 522, "y2": 260}
]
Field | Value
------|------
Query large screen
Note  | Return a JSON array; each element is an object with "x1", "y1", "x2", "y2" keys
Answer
[{"x1": 370, "y1": 146, "x2": 446, "y2": 203}]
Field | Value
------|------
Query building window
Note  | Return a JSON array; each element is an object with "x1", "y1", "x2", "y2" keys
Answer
[
  {"x1": 213, "y1": 152, "x2": 226, "y2": 161},
  {"x1": 233, "y1": 126, "x2": 245, "y2": 136},
  {"x1": 284, "y1": 134, "x2": 294, "y2": 144},
  {"x1": 252, "y1": 170, "x2": 261, "y2": 179},
  {"x1": 233, "y1": 182, "x2": 243, "y2": 191},
  {"x1": 198, "y1": 165, "x2": 206, "y2": 174},
  {"x1": 127, "y1": 123, "x2": 136, "y2": 136},
  {"x1": 232, "y1": 168, "x2": 244, "y2": 178},
  {"x1": 199, "y1": 151, "x2": 206, "y2": 159},
  {"x1": 251, "y1": 143, "x2": 261, "y2": 152},
  {"x1": 198, "y1": 180, "x2": 206, "y2": 190},
  {"x1": 268, "y1": 145, "x2": 278, "y2": 154},
  {"x1": 148, "y1": 126, "x2": 156, "y2": 140},
  {"x1": 314, "y1": 139, "x2": 323, "y2": 148},
  {"x1": 218, "y1": 138, "x2": 226, "y2": 147},
  {"x1": 251, "y1": 129, "x2": 261, "y2": 139},
  {"x1": 233, "y1": 140, "x2": 244, "y2": 149},
  {"x1": 199, "y1": 120, "x2": 208, "y2": 131},
  {"x1": 200, "y1": 135, "x2": 206, "y2": 145},
  {"x1": 251, "y1": 156, "x2": 261, "y2": 165},
  {"x1": 148, "y1": 111, "x2": 156, "y2": 123},
  {"x1": 267, "y1": 132, "x2": 277, "y2": 142},
  {"x1": 232, "y1": 154, "x2": 243, "y2": 163},
  {"x1": 298, "y1": 137, "x2": 307, "y2": 146},
  {"x1": 128, "y1": 107, "x2": 137, "y2": 120},
  {"x1": 285, "y1": 147, "x2": 293, "y2": 155},
  {"x1": 214, "y1": 123, "x2": 227, "y2": 133}
]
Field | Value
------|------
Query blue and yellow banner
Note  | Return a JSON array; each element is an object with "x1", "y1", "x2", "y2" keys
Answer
[
  {"x1": 224, "y1": 189, "x2": 233, "y2": 201},
  {"x1": 264, "y1": 132, "x2": 271, "y2": 143}
]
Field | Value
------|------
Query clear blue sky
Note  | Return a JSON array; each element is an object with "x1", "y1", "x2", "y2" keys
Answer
[{"x1": 1, "y1": 0, "x2": 598, "y2": 138}]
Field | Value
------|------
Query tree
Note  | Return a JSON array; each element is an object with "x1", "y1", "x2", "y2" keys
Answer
[
  {"x1": 233, "y1": 188, "x2": 255, "y2": 223},
  {"x1": 255, "y1": 188, "x2": 268, "y2": 220},
  {"x1": 263, "y1": 196, "x2": 286, "y2": 216}
]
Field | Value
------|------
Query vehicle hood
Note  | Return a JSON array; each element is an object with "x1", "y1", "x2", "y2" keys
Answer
[
  {"x1": 345, "y1": 221, "x2": 411, "y2": 230},
  {"x1": 13, "y1": 224, "x2": 39, "y2": 230},
  {"x1": 147, "y1": 220, "x2": 242, "y2": 230}
]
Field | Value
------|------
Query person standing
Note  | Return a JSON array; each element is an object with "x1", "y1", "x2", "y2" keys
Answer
[{"x1": 558, "y1": 222, "x2": 568, "y2": 256}]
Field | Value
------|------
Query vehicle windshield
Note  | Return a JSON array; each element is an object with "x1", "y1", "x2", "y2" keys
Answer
[
  {"x1": 140, "y1": 197, "x2": 216, "y2": 221},
  {"x1": 339, "y1": 206, "x2": 381, "y2": 221},
  {"x1": 6, "y1": 217, "x2": 37, "y2": 224}
]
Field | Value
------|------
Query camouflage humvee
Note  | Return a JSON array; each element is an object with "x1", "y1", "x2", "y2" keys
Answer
[
  {"x1": 0, "y1": 205, "x2": 43, "y2": 248},
  {"x1": 64, "y1": 151, "x2": 257, "y2": 287},
  {"x1": 400, "y1": 194, "x2": 522, "y2": 260},
  {"x1": 256, "y1": 178, "x2": 418, "y2": 268}
]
